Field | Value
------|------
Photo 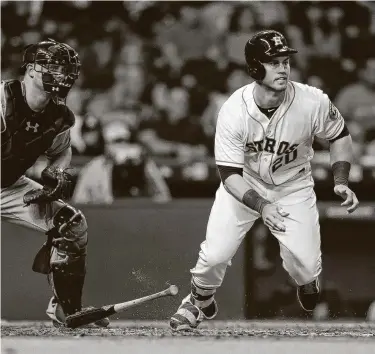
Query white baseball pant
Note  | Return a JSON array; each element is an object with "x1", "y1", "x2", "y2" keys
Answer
[{"x1": 191, "y1": 172, "x2": 322, "y2": 288}]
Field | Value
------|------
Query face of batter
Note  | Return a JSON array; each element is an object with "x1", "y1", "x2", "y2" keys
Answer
[{"x1": 261, "y1": 56, "x2": 290, "y2": 92}]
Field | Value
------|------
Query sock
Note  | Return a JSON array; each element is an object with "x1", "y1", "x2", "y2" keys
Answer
[{"x1": 190, "y1": 280, "x2": 216, "y2": 309}]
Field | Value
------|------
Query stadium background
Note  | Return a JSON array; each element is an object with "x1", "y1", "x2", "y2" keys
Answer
[{"x1": 1, "y1": 1, "x2": 375, "y2": 322}]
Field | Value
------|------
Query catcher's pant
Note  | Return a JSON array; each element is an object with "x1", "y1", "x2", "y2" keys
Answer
[
  {"x1": 191, "y1": 172, "x2": 322, "y2": 288},
  {"x1": 1, "y1": 175, "x2": 87, "y2": 319},
  {"x1": 1, "y1": 175, "x2": 66, "y2": 232}
]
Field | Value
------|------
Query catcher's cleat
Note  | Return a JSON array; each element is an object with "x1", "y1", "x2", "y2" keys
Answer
[
  {"x1": 47, "y1": 298, "x2": 110, "y2": 328},
  {"x1": 297, "y1": 278, "x2": 320, "y2": 312},
  {"x1": 52, "y1": 316, "x2": 110, "y2": 328}
]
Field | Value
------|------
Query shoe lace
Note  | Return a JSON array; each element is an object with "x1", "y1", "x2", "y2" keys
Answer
[{"x1": 302, "y1": 281, "x2": 318, "y2": 295}]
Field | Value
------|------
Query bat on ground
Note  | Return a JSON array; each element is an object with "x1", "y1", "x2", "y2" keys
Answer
[{"x1": 65, "y1": 284, "x2": 179, "y2": 329}]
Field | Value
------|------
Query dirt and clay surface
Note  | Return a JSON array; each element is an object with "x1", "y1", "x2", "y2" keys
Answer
[
  {"x1": 2, "y1": 320, "x2": 375, "y2": 338},
  {"x1": 2, "y1": 320, "x2": 375, "y2": 354}
]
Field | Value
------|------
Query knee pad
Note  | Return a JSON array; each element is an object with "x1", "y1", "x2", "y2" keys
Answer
[
  {"x1": 52, "y1": 204, "x2": 88, "y2": 248},
  {"x1": 48, "y1": 204, "x2": 88, "y2": 274},
  {"x1": 32, "y1": 204, "x2": 88, "y2": 275}
]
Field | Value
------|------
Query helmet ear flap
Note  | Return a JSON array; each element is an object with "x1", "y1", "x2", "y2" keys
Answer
[
  {"x1": 244, "y1": 41, "x2": 266, "y2": 81},
  {"x1": 247, "y1": 58, "x2": 266, "y2": 81}
]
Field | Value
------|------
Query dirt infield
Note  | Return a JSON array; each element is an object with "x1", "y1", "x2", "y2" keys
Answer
[{"x1": 2, "y1": 320, "x2": 375, "y2": 354}]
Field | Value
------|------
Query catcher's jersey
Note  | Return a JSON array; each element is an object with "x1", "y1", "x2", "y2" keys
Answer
[
  {"x1": 215, "y1": 81, "x2": 345, "y2": 186},
  {"x1": 1, "y1": 80, "x2": 73, "y2": 187}
]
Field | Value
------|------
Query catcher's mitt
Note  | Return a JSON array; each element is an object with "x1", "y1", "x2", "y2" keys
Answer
[{"x1": 23, "y1": 166, "x2": 72, "y2": 206}]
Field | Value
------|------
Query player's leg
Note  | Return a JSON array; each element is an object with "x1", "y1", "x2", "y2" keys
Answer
[
  {"x1": 1, "y1": 176, "x2": 108, "y2": 327},
  {"x1": 170, "y1": 184, "x2": 259, "y2": 330},
  {"x1": 270, "y1": 189, "x2": 322, "y2": 311}
]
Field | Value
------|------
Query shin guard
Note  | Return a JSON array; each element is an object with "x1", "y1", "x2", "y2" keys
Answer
[{"x1": 51, "y1": 252, "x2": 86, "y2": 315}]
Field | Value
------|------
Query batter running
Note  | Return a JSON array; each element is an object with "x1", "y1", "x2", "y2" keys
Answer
[{"x1": 170, "y1": 30, "x2": 359, "y2": 331}]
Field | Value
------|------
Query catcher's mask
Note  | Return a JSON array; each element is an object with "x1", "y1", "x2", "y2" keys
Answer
[
  {"x1": 244, "y1": 30, "x2": 297, "y2": 81},
  {"x1": 21, "y1": 39, "x2": 81, "y2": 104}
]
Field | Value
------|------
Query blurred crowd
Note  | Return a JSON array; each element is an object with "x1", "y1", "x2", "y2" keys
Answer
[{"x1": 2, "y1": 1, "x2": 375, "y2": 200}]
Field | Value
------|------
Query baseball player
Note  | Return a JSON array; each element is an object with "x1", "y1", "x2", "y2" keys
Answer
[
  {"x1": 170, "y1": 30, "x2": 359, "y2": 331},
  {"x1": 1, "y1": 39, "x2": 108, "y2": 327}
]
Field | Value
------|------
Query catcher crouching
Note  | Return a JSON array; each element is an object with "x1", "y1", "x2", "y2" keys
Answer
[{"x1": 1, "y1": 39, "x2": 109, "y2": 328}]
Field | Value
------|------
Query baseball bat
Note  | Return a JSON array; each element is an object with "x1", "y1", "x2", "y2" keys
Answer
[{"x1": 65, "y1": 285, "x2": 179, "y2": 329}]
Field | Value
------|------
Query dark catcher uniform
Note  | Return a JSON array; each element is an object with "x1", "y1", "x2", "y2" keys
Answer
[{"x1": 1, "y1": 40, "x2": 108, "y2": 327}]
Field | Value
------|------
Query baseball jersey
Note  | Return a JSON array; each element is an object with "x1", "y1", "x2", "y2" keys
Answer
[
  {"x1": 1, "y1": 80, "x2": 74, "y2": 187},
  {"x1": 215, "y1": 81, "x2": 345, "y2": 186}
]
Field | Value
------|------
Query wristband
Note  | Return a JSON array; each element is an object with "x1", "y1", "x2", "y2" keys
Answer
[
  {"x1": 332, "y1": 161, "x2": 351, "y2": 186},
  {"x1": 242, "y1": 189, "x2": 270, "y2": 214}
]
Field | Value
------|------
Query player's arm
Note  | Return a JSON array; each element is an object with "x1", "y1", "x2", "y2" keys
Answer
[
  {"x1": 329, "y1": 130, "x2": 359, "y2": 213},
  {"x1": 45, "y1": 107, "x2": 75, "y2": 169},
  {"x1": 315, "y1": 97, "x2": 359, "y2": 213},
  {"x1": 215, "y1": 103, "x2": 288, "y2": 232},
  {"x1": 23, "y1": 135, "x2": 73, "y2": 206},
  {"x1": 24, "y1": 109, "x2": 75, "y2": 205},
  {"x1": 45, "y1": 132, "x2": 72, "y2": 170}
]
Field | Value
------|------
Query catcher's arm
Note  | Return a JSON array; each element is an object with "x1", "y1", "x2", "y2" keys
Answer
[
  {"x1": 45, "y1": 132, "x2": 72, "y2": 170},
  {"x1": 48, "y1": 147, "x2": 72, "y2": 169}
]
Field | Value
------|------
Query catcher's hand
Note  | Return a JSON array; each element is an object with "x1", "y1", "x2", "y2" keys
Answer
[{"x1": 23, "y1": 166, "x2": 72, "y2": 206}]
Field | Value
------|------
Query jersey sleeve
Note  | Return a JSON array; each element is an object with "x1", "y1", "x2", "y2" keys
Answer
[
  {"x1": 215, "y1": 101, "x2": 245, "y2": 168},
  {"x1": 45, "y1": 106, "x2": 75, "y2": 157},
  {"x1": 45, "y1": 130, "x2": 71, "y2": 158},
  {"x1": 313, "y1": 91, "x2": 345, "y2": 141}
]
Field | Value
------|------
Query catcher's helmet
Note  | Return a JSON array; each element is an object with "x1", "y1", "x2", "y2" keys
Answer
[
  {"x1": 245, "y1": 30, "x2": 297, "y2": 81},
  {"x1": 22, "y1": 39, "x2": 81, "y2": 104}
]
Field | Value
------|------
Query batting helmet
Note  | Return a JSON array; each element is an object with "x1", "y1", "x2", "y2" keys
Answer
[
  {"x1": 22, "y1": 39, "x2": 81, "y2": 104},
  {"x1": 245, "y1": 30, "x2": 297, "y2": 81}
]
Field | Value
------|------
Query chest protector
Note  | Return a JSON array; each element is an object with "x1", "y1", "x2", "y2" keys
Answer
[{"x1": 1, "y1": 80, "x2": 74, "y2": 188}]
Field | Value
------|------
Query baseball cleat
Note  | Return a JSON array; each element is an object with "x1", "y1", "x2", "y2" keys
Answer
[
  {"x1": 297, "y1": 278, "x2": 320, "y2": 312},
  {"x1": 197, "y1": 296, "x2": 218, "y2": 320},
  {"x1": 52, "y1": 316, "x2": 110, "y2": 328},
  {"x1": 170, "y1": 294, "x2": 219, "y2": 331},
  {"x1": 170, "y1": 300, "x2": 203, "y2": 331}
]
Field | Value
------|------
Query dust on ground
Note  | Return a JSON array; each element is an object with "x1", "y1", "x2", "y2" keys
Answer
[{"x1": 1, "y1": 320, "x2": 374, "y2": 338}]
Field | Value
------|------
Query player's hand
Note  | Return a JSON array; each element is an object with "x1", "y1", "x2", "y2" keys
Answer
[
  {"x1": 261, "y1": 204, "x2": 289, "y2": 233},
  {"x1": 23, "y1": 167, "x2": 72, "y2": 206},
  {"x1": 334, "y1": 185, "x2": 359, "y2": 213}
]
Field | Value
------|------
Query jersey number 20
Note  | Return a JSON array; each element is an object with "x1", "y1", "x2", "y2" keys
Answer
[{"x1": 272, "y1": 149, "x2": 298, "y2": 173}]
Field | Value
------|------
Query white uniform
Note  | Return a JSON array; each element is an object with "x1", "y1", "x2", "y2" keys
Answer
[{"x1": 191, "y1": 81, "x2": 345, "y2": 288}]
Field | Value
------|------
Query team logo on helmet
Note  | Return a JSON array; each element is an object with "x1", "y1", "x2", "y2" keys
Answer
[{"x1": 271, "y1": 36, "x2": 283, "y2": 46}]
